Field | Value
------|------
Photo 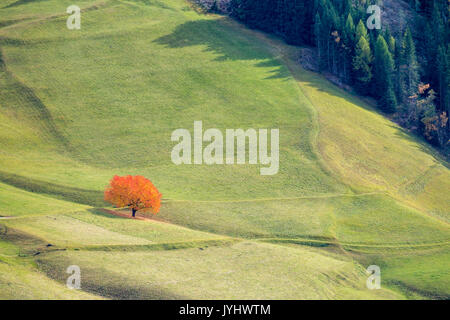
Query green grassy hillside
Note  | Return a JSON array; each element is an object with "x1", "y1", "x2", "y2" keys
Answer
[{"x1": 0, "y1": 0, "x2": 448, "y2": 299}]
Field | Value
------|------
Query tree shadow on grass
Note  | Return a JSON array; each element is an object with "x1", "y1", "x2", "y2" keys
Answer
[
  {"x1": 388, "y1": 124, "x2": 450, "y2": 168},
  {"x1": 88, "y1": 208, "x2": 126, "y2": 220},
  {"x1": 153, "y1": 18, "x2": 292, "y2": 80}
]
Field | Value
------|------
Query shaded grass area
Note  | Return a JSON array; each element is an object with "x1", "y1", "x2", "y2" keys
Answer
[
  {"x1": 381, "y1": 251, "x2": 450, "y2": 300},
  {"x1": 0, "y1": 47, "x2": 72, "y2": 150},
  {"x1": 352, "y1": 247, "x2": 450, "y2": 300},
  {"x1": 0, "y1": 239, "x2": 101, "y2": 299},
  {"x1": 76, "y1": 238, "x2": 240, "y2": 252}
]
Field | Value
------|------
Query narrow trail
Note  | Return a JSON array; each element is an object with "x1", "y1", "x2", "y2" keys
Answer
[
  {"x1": 257, "y1": 237, "x2": 450, "y2": 249},
  {"x1": 396, "y1": 163, "x2": 439, "y2": 190},
  {"x1": 63, "y1": 238, "x2": 241, "y2": 252},
  {"x1": 0, "y1": 208, "x2": 86, "y2": 220},
  {"x1": 165, "y1": 191, "x2": 386, "y2": 203}
]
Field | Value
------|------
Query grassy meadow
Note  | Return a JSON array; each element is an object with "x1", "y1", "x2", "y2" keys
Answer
[{"x1": 0, "y1": 0, "x2": 448, "y2": 299}]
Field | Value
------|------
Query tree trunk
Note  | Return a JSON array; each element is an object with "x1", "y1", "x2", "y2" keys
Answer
[{"x1": 132, "y1": 208, "x2": 137, "y2": 218}]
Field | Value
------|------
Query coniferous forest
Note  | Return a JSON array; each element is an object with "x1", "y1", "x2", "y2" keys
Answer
[{"x1": 195, "y1": 0, "x2": 449, "y2": 155}]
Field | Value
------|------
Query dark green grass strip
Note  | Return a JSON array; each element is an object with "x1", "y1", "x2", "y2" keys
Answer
[
  {"x1": 0, "y1": 171, "x2": 105, "y2": 206},
  {"x1": 70, "y1": 238, "x2": 241, "y2": 252},
  {"x1": 386, "y1": 280, "x2": 450, "y2": 301},
  {"x1": 259, "y1": 238, "x2": 450, "y2": 251}
]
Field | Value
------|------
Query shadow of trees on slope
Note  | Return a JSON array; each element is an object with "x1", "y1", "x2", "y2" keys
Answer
[{"x1": 153, "y1": 18, "x2": 291, "y2": 80}]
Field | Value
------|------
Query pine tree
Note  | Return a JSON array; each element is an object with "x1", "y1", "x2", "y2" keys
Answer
[
  {"x1": 343, "y1": 13, "x2": 355, "y2": 45},
  {"x1": 355, "y1": 19, "x2": 369, "y2": 42},
  {"x1": 437, "y1": 45, "x2": 449, "y2": 114},
  {"x1": 425, "y1": 2, "x2": 445, "y2": 87},
  {"x1": 374, "y1": 35, "x2": 397, "y2": 113},
  {"x1": 397, "y1": 28, "x2": 420, "y2": 106},
  {"x1": 314, "y1": 13, "x2": 327, "y2": 71},
  {"x1": 342, "y1": 13, "x2": 356, "y2": 83},
  {"x1": 384, "y1": 27, "x2": 396, "y2": 55},
  {"x1": 352, "y1": 36, "x2": 373, "y2": 94},
  {"x1": 394, "y1": 34, "x2": 403, "y2": 104}
]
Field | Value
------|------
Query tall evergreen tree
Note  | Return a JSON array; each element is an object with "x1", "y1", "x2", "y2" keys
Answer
[
  {"x1": 437, "y1": 45, "x2": 449, "y2": 114},
  {"x1": 384, "y1": 27, "x2": 396, "y2": 55},
  {"x1": 425, "y1": 2, "x2": 445, "y2": 87},
  {"x1": 352, "y1": 36, "x2": 373, "y2": 95},
  {"x1": 343, "y1": 13, "x2": 355, "y2": 44},
  {"x1": 355, "y1": 19, "x2": 369, "y2": 42},
  {"x1": 314, "y1": 13, "x2": 327, "y2": 71},
  {"x1": 399, "y1": 28, "x2": 420, "y2": 103},
  {"x1": 374, "y1": 35, "x2": 397, "y2": 113},
  {"x1": 342, "y1": 13, "x2": 356, "y2": 83}
]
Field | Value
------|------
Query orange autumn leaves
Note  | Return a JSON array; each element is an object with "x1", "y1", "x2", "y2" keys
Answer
[{"x1": 104, "y1": 175, "x2": 162, "y2": 216}]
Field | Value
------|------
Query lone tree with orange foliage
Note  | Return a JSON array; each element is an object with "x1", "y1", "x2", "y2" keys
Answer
[{"x1": 104, "y1": 175, "x2": 162, "y2": 217}]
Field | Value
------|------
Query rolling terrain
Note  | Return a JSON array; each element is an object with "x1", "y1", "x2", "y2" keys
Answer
[{"x1": 0, "y1": 0, "x2": 448, "y2": 299}]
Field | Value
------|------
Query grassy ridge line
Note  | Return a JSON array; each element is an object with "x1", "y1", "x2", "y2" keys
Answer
[
  {"x1": 0, "y1": 17, "x2": 31, "y2": 29},
  {"x1": 164, "y1": 191, "x2": 385, "y2": 203},
  {"x1": 386, "y1": 280, "x2": 449, "y2": 300},
  {"x1": 1, "y1": 221, "x2": 238, "y2": 254},
  {"x1": 1, "y1": 239, "x2": 241, "y2": 256},
  {"x1": 259, "y1": 238, "x2": 450, "y2": 249},
  {"x1": 0, "y1": 209, "x2": 83, "y2": 219},
  {"x1": 58, "y1": 238, "x2": 240, "y2": 252},
  {"x1": 0, "y1": 171, "x2": 104, "y2": 206}
]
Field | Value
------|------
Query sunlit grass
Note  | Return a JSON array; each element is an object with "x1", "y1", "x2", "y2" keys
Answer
[{"x1": 0, "y1": 0, "x2": 448, "y2": 299}]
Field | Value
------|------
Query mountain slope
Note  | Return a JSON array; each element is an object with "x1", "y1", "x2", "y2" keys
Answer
[{"x1": 0, "y1": 0, "x2": 448, "y2": 299}]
